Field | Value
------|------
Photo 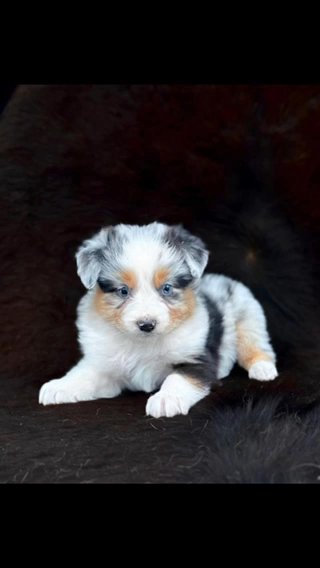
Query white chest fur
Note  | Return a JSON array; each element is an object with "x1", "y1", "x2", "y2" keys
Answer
[{"x1": 76, "y1": 291, "x2": 209, "y2": 393}]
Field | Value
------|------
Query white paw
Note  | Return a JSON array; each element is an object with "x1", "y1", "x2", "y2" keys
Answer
[
  {"x1": 248, "y1": 361, "x2": 278, "y2": 382},
  {"x1": 146, "y1": 391, "x2": 190, "y2": 418},
  {"x1": 39, "y1": 378, "x2": 95, "y2": 405}
]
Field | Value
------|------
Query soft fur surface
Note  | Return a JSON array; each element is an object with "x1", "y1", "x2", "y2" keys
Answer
[
  {"x1": 0, "y1": 85, "x2": 320, "y2": 482},
  {"x1": 3, "y1": 378, "x2": 320, "y2": 483}
]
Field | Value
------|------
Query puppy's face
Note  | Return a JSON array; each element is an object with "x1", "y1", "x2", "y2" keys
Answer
[{"x1": 76, "y1": 223, "x2": 209, "y2": 337}]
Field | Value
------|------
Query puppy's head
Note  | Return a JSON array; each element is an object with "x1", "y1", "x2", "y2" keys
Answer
[{"x1": 76, "y1": 222, "x2": 209, "y2": 336}]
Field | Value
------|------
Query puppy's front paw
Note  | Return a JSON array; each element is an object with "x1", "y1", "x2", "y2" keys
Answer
[
  {"x1": 249, "y1": 361, "x2": 278, "y2": 382},
  {"x1": 39, "y1": 378, "x2": 94, "y2": 405},
  {"x1": 146, "y1": 392, "x2": 189, "y2": 418}
]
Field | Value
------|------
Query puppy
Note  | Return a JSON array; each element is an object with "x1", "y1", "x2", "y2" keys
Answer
[{"x1": 39, "y1": 223, "x2": 278, "y2": 418}]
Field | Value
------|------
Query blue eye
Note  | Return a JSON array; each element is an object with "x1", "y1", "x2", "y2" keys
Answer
[
  {"x1": 161, "y1": 283, "x2": 173, "y2": 296},
  {"x1": 117, "y1": 285, "x2": 129, "y2": 298}
]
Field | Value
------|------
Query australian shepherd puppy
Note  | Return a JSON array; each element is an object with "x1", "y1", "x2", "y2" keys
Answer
[{"x1": 39, "y1": 223, "x2": 278, "y2": 418}]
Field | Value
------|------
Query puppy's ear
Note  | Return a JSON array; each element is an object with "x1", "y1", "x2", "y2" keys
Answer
[
  {"x1": 166, "y1": 225, "x2": 209, "y2": 278},
  {"x1": 75, "y1": 227, "x2": 114, "y2": 289}
]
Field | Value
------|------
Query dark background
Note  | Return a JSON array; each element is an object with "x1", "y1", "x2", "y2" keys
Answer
[
  {"x1": 0, "y1": 84, "x2": 320, "y2": 483},
  {"x1": 0, "y1": 85, "x2": 16, "y2": 113}
]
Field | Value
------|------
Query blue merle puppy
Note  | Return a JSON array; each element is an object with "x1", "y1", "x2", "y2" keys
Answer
[{"x1": 39, "y1": 222, "x2": 278, "y2": 417}]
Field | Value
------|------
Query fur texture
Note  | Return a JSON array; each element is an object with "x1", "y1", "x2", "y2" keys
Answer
[{"x1": 3, "y1": 378, "x2": 320, "y2": 483}]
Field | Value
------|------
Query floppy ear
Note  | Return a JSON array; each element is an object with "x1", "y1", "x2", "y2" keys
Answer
[
  {"x1": 75, "y1": 227, "x2": 114, "y2": 289},
  {"x1": 166, "y1": 225, "x2": 209, "y2": 278}
]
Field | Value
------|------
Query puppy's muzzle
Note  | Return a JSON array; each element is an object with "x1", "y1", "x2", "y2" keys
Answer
[{"x1": 137, "y1": 319, "x2": 157, "y2": 333}]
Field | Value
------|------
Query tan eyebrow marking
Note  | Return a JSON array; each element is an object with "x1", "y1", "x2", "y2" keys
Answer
[
  {"x1": 153, "y1": 267, "x2": 170, "y2": 289},
  {"x1": 119, "y1": 270, "x2": 137, "y2": 289}
]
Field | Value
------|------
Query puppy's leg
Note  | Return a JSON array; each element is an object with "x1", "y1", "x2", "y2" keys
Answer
[
  {"x1": 146, "y1": 354, "x2": 215, "y2": 418},
  {"x1": 39, "y1": 359, "x2": 121, "y2": 405},
  {"x1": 146, "y1": 373, "x2": 210, "y2": 418},
  {"x1": 232, "y1": 282, "x2": 278, "y2": 381}
]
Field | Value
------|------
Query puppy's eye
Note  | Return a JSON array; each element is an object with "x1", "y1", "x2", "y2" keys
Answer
[
  {"x1": 117, "y1": 285, "x2": 129, "y2": 298},
  {"x1": 161, "y1": 283, "x2": 173, "y2": 296}
]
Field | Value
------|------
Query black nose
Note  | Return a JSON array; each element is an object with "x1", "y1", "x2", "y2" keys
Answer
[{"x1": 137, "y1": 319, "x2": 156, "y2": 333}]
